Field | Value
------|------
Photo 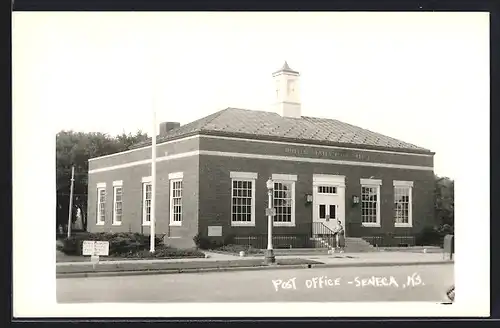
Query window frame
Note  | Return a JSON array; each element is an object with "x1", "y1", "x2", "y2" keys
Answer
[
  {"x1": 230, "y1": 172, "x2": 257, "y2": 227},
  {"x1": 141, "y1": 176, "x2": 152, "y2": 226},
  {"x1": 272, "y1": 174, "x2": 297, "y2": 227},
  {"x1": 112, "y1": 180, "x2": 123, "y2": 226},
  {"x1": 96, "y1": 182, "x2": 106, "y2": 225},
  {"x1": 318, "y1": 185, "x2": 338, "y2": 194},
  {"x1": 393, "y1": 180, "x2": 414, "y2": 228},
  {"x1": 169, "y1": 172, "x2": 184, "y2": 226},
  {"x1": 360, "y1": 178, "x2": 382, "y2": 227}
]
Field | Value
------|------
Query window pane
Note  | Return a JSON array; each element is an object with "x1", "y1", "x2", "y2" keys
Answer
[
  {"x1": 319, "y1": 205, "x2": 325, "y2": 219},
  {"x1": 394, "y1": 186, "x2": 410, "y2": 224},
  {"x1": 170, "y1": 179, "x2": 183, "y2": 223},
  {"x1": 273, "y1": 181, "x2": 293, "y2": 223},
  {"x1": 329, "y1": 205, "x2": 336, "y2": 219},
  {"x1": 361, "y1": 185, "x2": 378, "y2": 224},
  {"x1": 231, "y1": 179, "x2": 254, "y2": 223}
]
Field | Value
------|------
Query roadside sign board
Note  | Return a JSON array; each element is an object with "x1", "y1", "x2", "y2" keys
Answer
[
  {"x1": 82, "y1": 240, "x2": 95, "y2": 256},
  {"x1": 82, "y1": 240, "x2": 110, "y2": 256},
  {"x1": 265, "y1": 208, "x2": 276, "y2": 216},
  {"x1": 94, "y1": 241, "x2": 110, "y2": 256}
]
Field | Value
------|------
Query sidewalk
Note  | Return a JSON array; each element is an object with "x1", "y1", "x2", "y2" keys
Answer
[{"x1": 56, "y1": 251, "x2": 454, "y2": 278}]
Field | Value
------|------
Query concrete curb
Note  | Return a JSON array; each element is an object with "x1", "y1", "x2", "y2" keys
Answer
[{"x1": 57, "y1": 260, "x2": 453, "y2": 279}]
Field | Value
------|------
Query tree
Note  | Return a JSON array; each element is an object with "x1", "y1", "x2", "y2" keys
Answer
[
  {"x1": 56, "y1": 130, "x2": 148, "y2": 231},
  {"x1": 434, "y1": 175, "x2": 454, "y2": 233}
]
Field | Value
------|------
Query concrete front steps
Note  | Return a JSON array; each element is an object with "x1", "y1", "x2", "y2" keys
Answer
[{"x1": 344, "y1": 237, "x2": 377, "y2": 253}]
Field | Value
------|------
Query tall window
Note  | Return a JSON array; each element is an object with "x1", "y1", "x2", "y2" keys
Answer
[
  {"x1": 360, "y1": 179, "x2": 381, "y2": 227},
  {"x1": 142, "y1": 182, "x2": 152, "y2": 225},
  {"x1": 96, "y1": 183, "x2": 106, "y2": 225},
  {"x1": 272, "y1": 174, "x2": 297, "y2": 226},
  {"x1": 230, "y1": 172, "x2": 256, "y2": 226},
  {"x1": 169, "y1": 172, "x2": 184, "y2": 226},
  {"x1": 170, "y1": 179, "x2": 183, "y2": 225},
  {"x1": 394, "y1": 180, "x2": 413, "y2": 227},
  {"x1": 112, "y1": 181, "x2": 123, "y2": 225}
]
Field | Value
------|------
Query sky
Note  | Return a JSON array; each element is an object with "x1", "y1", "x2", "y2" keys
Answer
[{"x1": 13, "y1": 12, "x2": 490, "y2": 178}]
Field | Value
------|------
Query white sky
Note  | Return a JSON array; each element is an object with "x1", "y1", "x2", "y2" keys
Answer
[{"x1": 13, "y1": 12, "x2": 490, "y2": 178}]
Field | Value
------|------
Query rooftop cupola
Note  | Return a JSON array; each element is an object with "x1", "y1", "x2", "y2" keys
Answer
[{"x1": 272, "y1": 61, "x2": 301, "y2": 118}]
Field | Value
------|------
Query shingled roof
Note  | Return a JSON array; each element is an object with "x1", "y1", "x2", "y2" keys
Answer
[{"x1": 131, "y1": 108, "x2": 432, "y2": 154}]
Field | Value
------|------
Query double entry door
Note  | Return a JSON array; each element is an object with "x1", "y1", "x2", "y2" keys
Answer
[{"x1": 312, "y1": 175, "x2": 346, "y2": 234}]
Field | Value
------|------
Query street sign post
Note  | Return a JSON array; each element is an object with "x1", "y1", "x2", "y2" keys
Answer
[{"x1": 265, "y1": 208, "x2": 276, "y2": 216}]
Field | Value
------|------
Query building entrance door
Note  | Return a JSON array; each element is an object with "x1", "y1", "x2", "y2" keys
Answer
[{"x1": 312, "y1": 175, "x2": 346, "y2": 235}]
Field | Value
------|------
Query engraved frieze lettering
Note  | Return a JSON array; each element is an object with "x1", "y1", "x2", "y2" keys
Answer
[{"x1": 284, "y1": 146, "x2": 371, "y2": 162}]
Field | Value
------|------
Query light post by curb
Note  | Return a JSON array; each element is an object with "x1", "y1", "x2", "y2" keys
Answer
[{"x1": 264, "y1": 177, "x2": 276, "y2": 264}]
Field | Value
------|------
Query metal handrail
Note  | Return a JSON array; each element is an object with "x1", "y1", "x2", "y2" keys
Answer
[
  {"x1": 311, "y1": 222, "x2": 337, "y2": 248},
  {"x1": 312, "y1": 221, "x2": 336, "y2": 235}
]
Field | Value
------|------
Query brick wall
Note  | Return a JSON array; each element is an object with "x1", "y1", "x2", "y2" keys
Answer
[
  {"x1": 88, "y1": 136, "x2": 199, "y2": 171},
  {"x1": 87, "y1": 133, "x2": 435, "y2": 248},
  {"x1": 199, "y1": 136, "x2": 434, "y2": 168},
  {"x1": 87, "y1": 157, "x2": 199, "y2": 247},
  {"x1": 198, "y1": 155, "x2": 435, "y2": 240}
]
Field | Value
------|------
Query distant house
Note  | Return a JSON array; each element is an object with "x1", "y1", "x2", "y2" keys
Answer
[{"x1": 87, "y1": 62, "x2": 435, "y2": 249}]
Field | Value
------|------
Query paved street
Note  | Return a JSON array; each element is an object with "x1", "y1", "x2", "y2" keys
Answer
[{"x1": 57, "y1": 263, "x2": 454, "y2": 303}]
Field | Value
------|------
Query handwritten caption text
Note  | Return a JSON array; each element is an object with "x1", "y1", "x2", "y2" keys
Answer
[{"x1": 272, "y1": 273, "x2": 424, "y2": 291}]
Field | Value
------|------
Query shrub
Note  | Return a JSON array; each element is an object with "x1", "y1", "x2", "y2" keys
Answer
[
  {"x1": 193, "y1": 234, "x2": 224, "y2": 250},
  {"x1": 415, "y1": 225, "x2": 452, "y2": 247},
  {"x1": 224, "y1": 234, "x2": 235, "y2": 245},
  {"x1": 59, "y1": 232, "x2": 163, "y2": 256}
]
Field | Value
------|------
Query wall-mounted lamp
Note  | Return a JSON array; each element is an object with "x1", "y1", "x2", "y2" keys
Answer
[
  {"x1": 352, "y1": 195, "x2": 360, "y2": 206},
  {"x1": 305, "y1": 194, "x2": 313, "y2": 204}
]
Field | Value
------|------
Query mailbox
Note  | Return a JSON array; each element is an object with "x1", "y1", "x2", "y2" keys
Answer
[{"x1": 443, "y1": 234, "x2": 454, "y2": 260}]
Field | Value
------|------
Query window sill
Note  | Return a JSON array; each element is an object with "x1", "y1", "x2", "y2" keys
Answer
[
  {"x1": 361, "y1": 223, "x2": 381, "y2": 228},
  {"x1": 169, "y1": 222, "x2": 182, "y2": 227},
  {"x1": 273, "y1": 223, "x2": 296, "y2": 227},
  {"x1": 96, "y1": 222, "x2": 105, "y2": 226},
  {"x1": 112, "y1": 222, "x2": 122, "y2": 226},
  {"x1": 395, "y1": 223, "x2": 413, "y2": 228},
  {"x1": 231, "y1": 222, "x2": 256, "y2": 227},
  {"x1": 142, "y1": 222, "x2": 151, "y2": 226}
]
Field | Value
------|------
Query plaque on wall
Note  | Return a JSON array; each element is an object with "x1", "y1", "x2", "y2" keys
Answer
[{"x1": 208, "y1": 226, "x2": 222, "y2": 237}]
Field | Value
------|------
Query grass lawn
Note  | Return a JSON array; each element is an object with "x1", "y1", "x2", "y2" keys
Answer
[{"x1": 208, "y1": 244, "x2": 264, "y2": 256}]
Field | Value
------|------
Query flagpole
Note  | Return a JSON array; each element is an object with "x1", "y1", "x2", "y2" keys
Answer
[{"x1": 150, "y1": 60, "x2": 157, "y2": 253}]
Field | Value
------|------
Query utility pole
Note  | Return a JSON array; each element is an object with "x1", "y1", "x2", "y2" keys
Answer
[{"x1": 67, "y1": 165, "x2": 75, "y2": 238}]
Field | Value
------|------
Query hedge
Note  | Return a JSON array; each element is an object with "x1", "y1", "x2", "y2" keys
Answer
[
  {"x1": 59, "y1": 232, "x2": 204, "y2": 258},
  {"x1": 192, "y1": 234, "x2": 262, "y2": 254},
  {"x1": 415, "y1": 225, "x2": 454, "y2": 247}
]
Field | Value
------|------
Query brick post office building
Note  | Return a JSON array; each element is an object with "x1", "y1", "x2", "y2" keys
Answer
[{"x1": 87, "y1": 62, "x2": 435, "y2": 249}]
